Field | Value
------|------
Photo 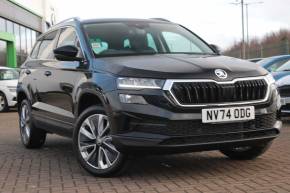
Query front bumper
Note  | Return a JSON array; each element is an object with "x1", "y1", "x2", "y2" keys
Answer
[
  {"x1": 112, "y1": 117, "x2": 281, "y2": 154},
  {"x1": 105, "y1": 86, "x2": 281, "y2": 154}
]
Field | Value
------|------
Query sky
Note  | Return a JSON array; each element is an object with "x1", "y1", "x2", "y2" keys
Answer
[{"x1": 49, "y1": 0, "x2": 290, "y2": 50}]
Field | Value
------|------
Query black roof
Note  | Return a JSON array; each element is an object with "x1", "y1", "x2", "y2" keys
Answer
[
  {"x1": 39, "y1": 18, "x2": 173, "y2": 40},
  {"x1": 81, "y1": 18, "x2": 171, "y2": 24}
]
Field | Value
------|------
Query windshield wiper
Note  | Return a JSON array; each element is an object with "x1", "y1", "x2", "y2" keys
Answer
[
  {"x1": 158, "y1": 52, "x2": 217, "y2": 55},
  {"x1": 95, "y1": 51, "x2": 157, "y2": 58}
]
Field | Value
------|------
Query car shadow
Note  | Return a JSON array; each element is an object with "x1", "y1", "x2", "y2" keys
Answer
[{"x1": 27, "y1": 135, "x2": 270, "y2": 180}]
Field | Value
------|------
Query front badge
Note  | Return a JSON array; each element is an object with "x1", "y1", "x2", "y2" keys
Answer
[{"x1": 215, "y1": 69, "x2": 227, "y2": 79}]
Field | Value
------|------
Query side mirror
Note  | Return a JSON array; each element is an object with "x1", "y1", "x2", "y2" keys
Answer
[
  {"x1": 210, "y1": 44, "x2": 221, "y2": 55},
  {"x1": 53, "y1": 45, "x2": 82, "y2": 61}
]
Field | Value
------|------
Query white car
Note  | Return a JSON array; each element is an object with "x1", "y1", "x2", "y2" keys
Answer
[{"x1": 0, "y1": 67, "x2": 19, "y2": 112}]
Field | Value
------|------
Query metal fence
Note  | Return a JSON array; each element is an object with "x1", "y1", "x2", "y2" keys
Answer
[{"x1": 223, "y1": 40, "x2": 290, "y2": 59}]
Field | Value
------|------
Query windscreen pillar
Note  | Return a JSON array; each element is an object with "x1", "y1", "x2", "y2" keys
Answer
[{"x1": 0, "y1": 32, "x2": 17, "y2": 68}]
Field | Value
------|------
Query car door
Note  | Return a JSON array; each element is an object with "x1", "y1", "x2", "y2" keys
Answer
[
  {"x1": 23, "y1": 31, "x2": 58, "y2": 117},
  {"x1": 34, "y1": 27, "x2": 87, "y2": 136},
  {"x1": 29, "y1": 30, "x2": 63, "y2": 130}
]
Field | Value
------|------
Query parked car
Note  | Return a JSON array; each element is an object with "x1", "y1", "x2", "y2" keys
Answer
[
  {"x1": 17, "y1": 18, "x2": 281, "y2": 177},
  {"x1": 257, "y1": 55, "x2": 290, "y2": 72},
  {"x1": 0, "y1": 67, "x2": 18, "y2": 112},
  {"x1": 248, "y1": 58, "x2": 263, "y2": 63},
  {"x1": 271, "y1": 61, "x2": 290, "y2": 114}
]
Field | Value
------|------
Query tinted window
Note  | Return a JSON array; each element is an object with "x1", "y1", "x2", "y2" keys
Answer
[
  {"x1": 0, "y1": 69, "x2": 19, "y2": 80},
  {"x1": 147, "y1": 33, "x2": 157, "y2": 51},
  {"x1": 57, "y1": 27, "x2": 83, "y2": 57},
  {"x1": 30, "y1": 41, "x2": 41, "y2": 59},
  {"x1": 120, "y1": 33, "x2": 157, "y2": 53},
  {"x1": 83, "y1": 22, "x2": 214, "y2": 57},
  {"x1": 267, "y1": 58, "x2": 289, "y2": 72},
  {"x1": 275, "y1": 60, "x2": 290, "y2": 72},
  {"x1": 57, "y1": 27, "x2": 77, "y2": 47},
  {"x1": 162, "y1": 32, "x2": 202, "y2": 53},
  {"x1": 38, "y1": 31, "x2": 58, "y2": 59}
]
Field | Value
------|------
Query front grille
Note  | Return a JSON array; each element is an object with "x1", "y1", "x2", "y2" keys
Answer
[
  {"x1": 131, "y1": 113, "x2": 276, "y2": 137},
  {"x1": 278, "y1": 85, "x2": 290, "y2": 97},
  {"x1": 171, "y1": 79, "x2": 268, "y2": 105}
]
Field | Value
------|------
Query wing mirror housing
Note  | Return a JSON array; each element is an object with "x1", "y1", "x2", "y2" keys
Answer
[
  {"x1": 53, "y1": 45, "x2": 83, "y2": 61},
  {"x1": 210, "y1": 44, "x2": 221, "y2": 55}
]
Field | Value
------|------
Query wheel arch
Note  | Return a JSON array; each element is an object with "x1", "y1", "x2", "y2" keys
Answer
[
  {"x1": 76, "y1": 89, "x2": 108, "y2": 116},
  {"x1": 17, "y1": 90, "x2": 28, "y2": 111}
]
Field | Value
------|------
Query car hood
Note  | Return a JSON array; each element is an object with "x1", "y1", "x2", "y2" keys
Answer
[{"x1": 95, "y1": 54, "x2": 268, "y2": 80}]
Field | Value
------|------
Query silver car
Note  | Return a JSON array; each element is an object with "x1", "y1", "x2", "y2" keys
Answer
[{"x1": 0, "y1": 67, "x2": 18, "y2": 112}]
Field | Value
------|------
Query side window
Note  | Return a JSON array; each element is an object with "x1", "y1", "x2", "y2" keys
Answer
[
  {"x1": 57, "y1": 27, "x2": 82, "y2": 57},
  {"x1": 38, "y1": 31, "x2": 58, "y2": 59},
  {"x1": 30, "y1": 41, "x2": 41, "y2": 59},
  {"x1": 57, "y1": 27, "x2": 77, "y2": 47},
  {"x1": 162, "y1": 32, "x2": 202, "y2": 53}
]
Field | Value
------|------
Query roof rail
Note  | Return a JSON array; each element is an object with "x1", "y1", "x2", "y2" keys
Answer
[
  {"x1": 150, "y1": 18, "x2": 171, "y2": 22},
  {"x1": 54, "y1": 17, "x2": 80, "y2": 26}
]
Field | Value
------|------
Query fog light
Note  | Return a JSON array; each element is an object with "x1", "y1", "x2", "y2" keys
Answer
[{"x1": 119, "y1": 94, "x2": 147, "y2": 104}]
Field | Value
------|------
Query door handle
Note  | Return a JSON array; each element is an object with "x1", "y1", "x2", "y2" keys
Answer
[
  {"x1": 25, "y1": 69, "x2": 31, "y2": 75},
  {"x1": 44, "y1": 71, "x2": 52, "y2": 77}
]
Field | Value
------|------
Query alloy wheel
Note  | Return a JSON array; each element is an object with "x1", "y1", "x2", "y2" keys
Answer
[
  {"x1": 20, "y1": 104, "x2": 31, "y2": 144},
  {"x1": 78, "y1": 114, "x2": 120, "y2": 170},
  {"x1": 0, "y1": 95, "x2": 5, "y2": 111}
]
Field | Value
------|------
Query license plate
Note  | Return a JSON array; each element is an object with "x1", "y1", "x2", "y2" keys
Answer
[{"x1": 202, "y1": 106, "x2": 255, "y2": 123}]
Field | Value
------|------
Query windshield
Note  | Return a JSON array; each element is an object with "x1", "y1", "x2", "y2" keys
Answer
[
  {"x1": 275, "y1": 60, "x2": 290, "y2": 72},
  {"x1": 257, "y1": 58, "x2": 272, "y2": 66},
  {"x1": 0, "y1": 69, "x2": 19, "y2": 80},
  {"x1": 257, "y1": 57, "x2": 290, "y2": 72},
  {"x1": 83, "y1": 22, "x2": 215, "y2": 57}
]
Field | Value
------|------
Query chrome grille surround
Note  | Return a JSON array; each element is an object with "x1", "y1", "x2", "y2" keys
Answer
[{"x1": 163, "y1": 76, "x2": 271, "y2": 107}]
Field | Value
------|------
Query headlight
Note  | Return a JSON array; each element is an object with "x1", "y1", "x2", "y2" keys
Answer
[
  {"x1": 117, "y1": 77, "x2": 165, "y2": 90},
  {"x1": 265, "y1": 74, "x2": 276, "y2": 85}
]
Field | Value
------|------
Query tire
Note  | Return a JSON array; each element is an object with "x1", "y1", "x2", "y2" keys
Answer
[
  {"x1": 19, "y1": 99, "x2": 46, "y2": 148},
  {"x1": 220, "y1": 142, "x2": 272, "y2": 160},
  {"x1": 0, "y1": 92, "x2": 8, "y2": 112},
  {"x1": 73, "y1": 105, "x2": 126, "y2": 177}
]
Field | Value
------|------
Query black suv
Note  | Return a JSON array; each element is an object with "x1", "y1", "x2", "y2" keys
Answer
[{"x1": 17, "y1": 18, "x2": 282, "y2": 176}]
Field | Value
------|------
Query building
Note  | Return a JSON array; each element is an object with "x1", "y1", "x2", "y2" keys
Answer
[{"x1": 0, "y1": 0, "x2": 57, "y2": 68}]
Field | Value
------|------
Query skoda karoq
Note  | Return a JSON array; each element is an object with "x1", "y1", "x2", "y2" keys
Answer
[{"x1": 17, "y1": 18, "x2": 282, "y2": 176}]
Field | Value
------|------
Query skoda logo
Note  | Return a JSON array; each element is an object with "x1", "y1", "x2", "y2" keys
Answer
[{"x1": 215, "y1": 69, "x2": 227, "y2": 79}]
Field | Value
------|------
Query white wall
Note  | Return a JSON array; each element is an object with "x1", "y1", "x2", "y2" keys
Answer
[{"x1": 14, "y1": 0, "x2": 58, "y2": 26}]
